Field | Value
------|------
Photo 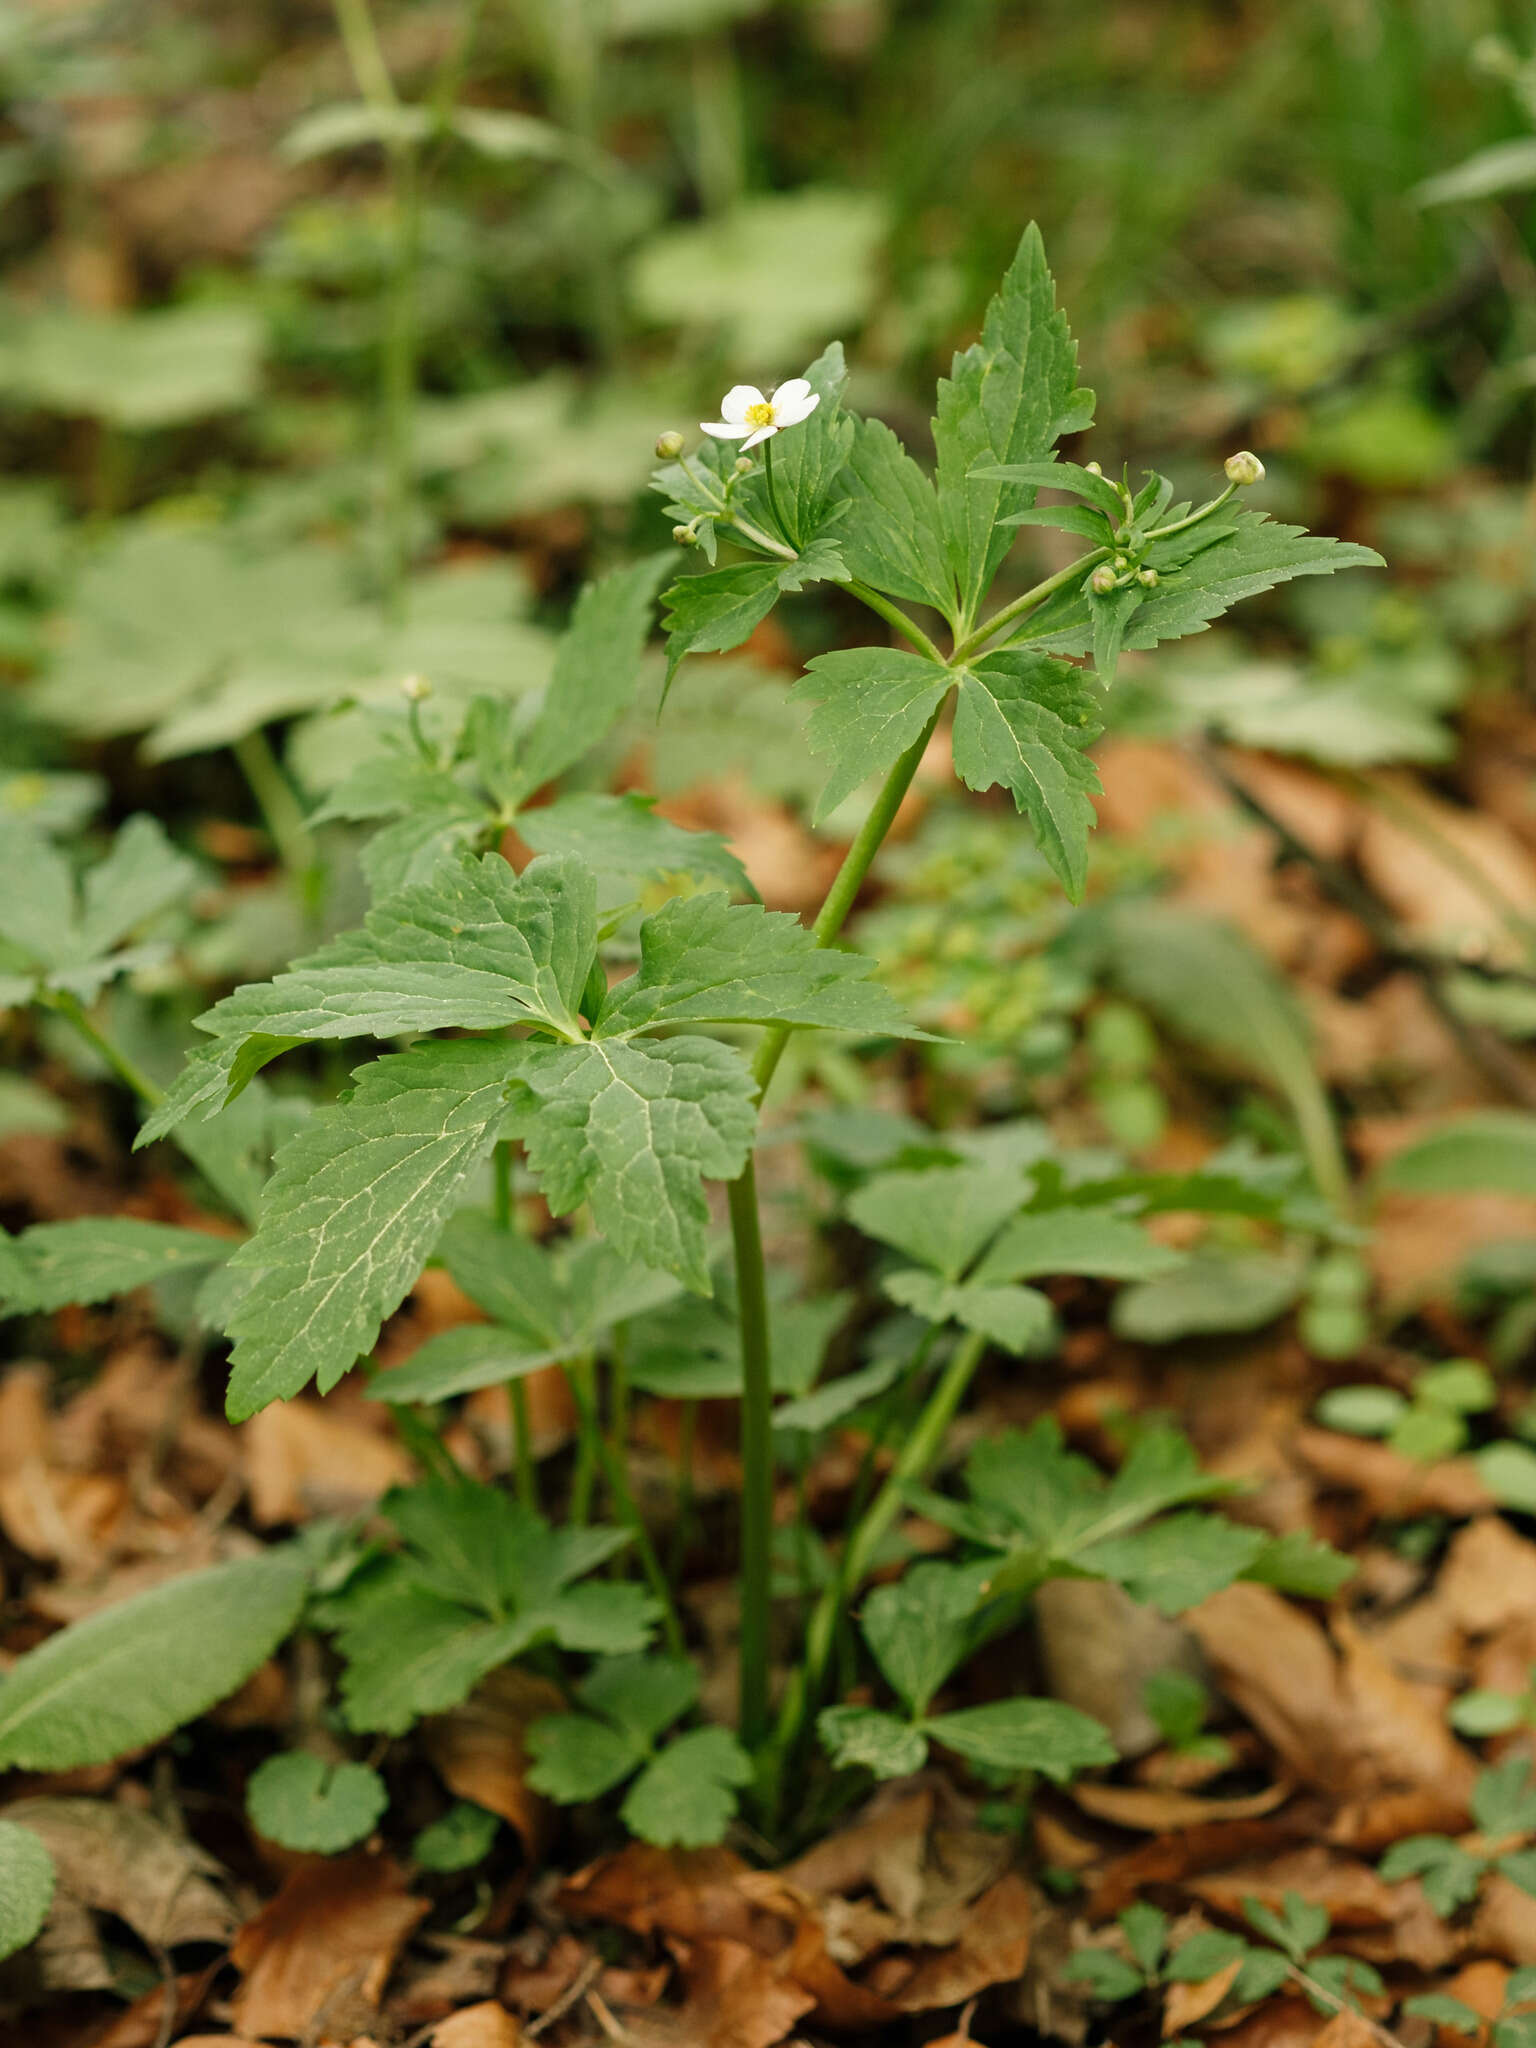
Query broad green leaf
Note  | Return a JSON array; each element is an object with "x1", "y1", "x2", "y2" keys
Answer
[
  {"x1": 932, "y1": 222, "x2": 1095, "y2": 630},
  {"x1": 0, "y1": 1552, "x2": 308, "y2": 1769},
  {"x1": 925, "y1": 1697, "x2": 1115, "y2": 1779},
  {"x1": 1165, "y1": 1930, "x2": 1248, "y2": 1982},
  {"x1": 518, "y1": 792, "x2": 752, "y2": 898},
  {"x1": 1231, "y1": 1949, "x2": 1294, "y2": 2005},
  {"x1": 980, "y1": 457, "x2": 1124, "y2": 523},
  {"x1": 599, "y1": 892, "x2": 909, "y2": 1038},
  {"x1": 578, "y1": 1653, "x2": 700, "y2": 1744},
  {"x1": 847, "y1": 1162, "x2": 1028, "y2": 1280},
  {"x1": 412, "y1": 1801, "x2": 499, "y2": 1871},
  {"x1": 792, "y1": 648, "x2": 952, "y2": 821},
  {"x1": 245, "y1": 1752, "x2": 388, "y2": 1854},
  {"x1": 620, "y1": 1728, "x2": 753, "y2": 1847},
  {"x1": 950, "y1": 652, "x2": 1102, "y2": 900},
  {"x1": 884, "y1": 1269, "x2": 1053, "y2": 1354},
  {"x1": 0, "y1": 813, "x2": 195, "y2": 1004},
  {"x1": 661, "y1": 535, "x2": 847, "y2": 688},
  {"x1": 1477, "y1": 1441, "x2": 1536, "y2": 1515},
  {"x1": 140, "y1": 852, "x2": 592, "y2": 1144},
  {"x1": 1243, "y1": 1529, "x2": 1356, "y2": 1599},
  {"x1": 432, "y1": 1215, "x2": 681, "y2": 1353},
  {"x1": 1112, "y1": 1251, "x2": 1307, "y2": 1342},
  {"x1": 336, "y1": 1580, "x2": 538, "y2": 1735},
  {"x1": 1376, "y1": 1112, "x2": 1536, "y2": 1197},
  {"x1": 1019, "y1": 505, "x2": 1383, "y2": 660},
  {"x1": 0, "y1": 1820, "x2": 54, "y2": 1962},
  {"x1": 76, "y1": 815, "x2": 198, "y2": 960},
  {"x1": 1449, "y1": 1691, "x2": 1525, "y2": 1737},
  {"x1": 1402, "y1": 1996, "x2": 1484, "y2": 2035},
  {"x1": 770, "y1": 1351, "x2": 908, "y2": 1434},
  {"x1": 1120, "y1": 1901, "x2": 1170, "y2": 1977},
  {"x1": 973, "y1": 1208, "x2": 1182, "y2": 1284},
  {"x1": 1315, "y1": 1385, "x2": 1406, "y2": 1437},
  {"x1": 1082, "y1": 1512, "x2": 1267, "y2": 1616},
  {"x1": 526, "y1": 1714, "x2": 645, "y2": 1802},
  {"x1": 0, "y1": 303, "x2": 262, "y2": 430},
  {"x1": 514, "y1": 555, "x2": 674, "y2": 796},
  {"x1": 1241, "y1": 1891, "x2": 1328, "y2": 1962},
  {"x1": 0, "y1": 1219, "x2": 230, "y2": 1315},
  {"x1": 381, "y1": 1477, "x2": 629, "y2": 1619},
  {"x1": 0, "y1": 1076, "x2": 69, "y2": 1140},
  {"x1": 1104, "y1": 904, "x2": 1346, "y2": 1209},
  {"x1": 837, "y1": 416, "x2": 953, "y2": 620},
  {"x1": 225, "y1": 1040, "x2": 518, "y2": 1418},
  {"x1": 818, "y1": 1704, "x2": 929, "y2": 1780},
  {"x1": 505, "y1": 1036, "x2": 757, "y2": 1293},
  {"x1": 1087, "y1": 582, "x2": 1144, "y2": 688},
  {"x1": 859, "y1": 1560, "x2": 992, "y2": 1715},
  {"x1": 737, "y1": 344, "x2": 854, "y2": 552},
  {"x1": 366, "y1": 1326, "x2": 564, "y2": 1406},
  {"x1": 1062, "y1": 1949, "x2": 1146, "y2": 2001},
  {"x1": 1143, "y1": 1669, "x2": 1210, "y2": 1750}
]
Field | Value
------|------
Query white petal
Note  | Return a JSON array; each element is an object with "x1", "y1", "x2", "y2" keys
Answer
[
  {"x1": 771, "y1": 378, "x2": 813, "y2": 409},
  {"x1": 718, "y1": 384, "x2": 765, "y2": 426},
  {"x1": 740, "y1": 422, "x2": 779, "y2": 450},
  {"x1": 771, "y1": 386, "x2": 820, "y2": 426},
  {"x1": 702, "y1": 420, "x2": 752, "y2": 439}
]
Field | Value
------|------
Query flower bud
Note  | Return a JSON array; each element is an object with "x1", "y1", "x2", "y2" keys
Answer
[
  {"x1": 1089, "y1": 564, "x2": 1118, "y2": 596},
  {"x1": 1113, "y1": 554, "x2": 1129, "y2": 571},
  {"x1": 1224, "y1": 450, "x2": 1265, "y2": 487},
  {"x1": 1084, "y1": 461, "x2": 1103, "y2": 477},
  {"x1": 1137, "y1": 566, "x2": 1158, "y2": 587},
  {"x1": 673, "y1": 524, "x2": 698, "y2": 546},
  {"x1": 401, "y1": 673, "x2": 432, "y2": 702},
  {"x1": 654, "y1": 430, "x2": 685, "y2": 459},
  {"x1": 733, "y1": 455, "x2": 753, "y2": 476}
]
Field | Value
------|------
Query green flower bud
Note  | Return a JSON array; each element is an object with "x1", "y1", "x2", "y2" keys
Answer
[
  {"x1": 1113, "y1": 554, "x2": 1129, "y2": 571},
  {"x1": 1089, "y1": 564, "x2": 1117, "y2": 596},
  {"x1": 655, "y1": 430, "x2": 686, "y2": 459},
  {"x1": 1084, "y1": 461, "x2": 1103, "y2": 476},
  {"x1": 400, "y1": 673, "x2": 432, "y2": 702},
  {"x1": 673, "y1": 523, "x2": 698, "y2": 546},
  {"x1": 1137, "y1": 566, "x2": 1158, "y2": 588},
  {"x1": 733, "y1": 455, "x2": 754, "y2": 476},
  {"x1": 1224, "y1": 450, "x2": 1265, "y2": 487}
]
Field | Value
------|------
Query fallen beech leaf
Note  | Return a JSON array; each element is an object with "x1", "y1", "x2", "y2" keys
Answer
[
  {"x1": 1205, "y1": 1992, "x2": 1323, "y2": 2048},
  {"x1": 561, "y1": 1844, "x2": 781, "y2": 1949},
  {"x1": 243, "y1": 1398, "x2": 412, "y2": 1527},
  {"x1": 85, "y1": 1969, "x2": 216, "y2": 2046},
  {"x1": 879, "y1": 1871, "x2": 1032, "y2": 2012},
  {"x1": 230, "y1": 1852, "x2": 428, "y2": 2040},
  {"x1": 429, "y1": 2002, "x2": 525, "y2": 2047},
  {"x1": 1437, "y1": 1517, "x2": 1536, "y2": 1636},
  {"x1": 1309, "y1": 2009, "x2": 1379, "y2": 2048},
  {"x1": 419, "y1": 1666, "x2": 565, "y2": 1856},
  {"x1": 1427, "y1": 1960, "x2": 1509, "y2": 2047},
  {"x1": 173, "y1": 2039, "x2": 276, "y2": 2046},
  {"x1": 1292, "y1": 1425, "x2": 1492, "y2": 1520},
  {"x1": 665, "y1": 1935, "x2": 815, "y2": 2048},
  {"x1": 1035, "y1": 1577, "x2": 1198, "y2": 1756},
  {"x1": 1089, "y1": 1818, "x2": 1313, "y2": 1919},
  {"x1": 1187, "y1": 1843, "x2": 1408, "y2": 1930},
  {"x1": 1162, "y1": 1952, "x2": 1244, "y2": 2036},
  {"x1": 1472, "y1": 1872, "x2": 1536, "y2": 1967},
  {"x1": 5, "y1": 1798, "x2": 234, "y2": 1948},
  {"x1": 1069, "y1": 1778, "x2": 1293, "y2": 1832}
]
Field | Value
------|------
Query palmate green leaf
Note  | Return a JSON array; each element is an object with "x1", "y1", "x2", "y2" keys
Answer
[
  {"x1": 1062, "y1": 1948, "x2": 1147, "y2": 2002},
  {"x1": 859, "y1": 1560, "x2": 993, "y2": 1716},
  {"x1": 771, "y1": 1350, "x2": 908, "y2": 1434},
  {"x1": 0, "y1": 303, "x2": 262, "y2": 430},
  {"x1": 0, "y1": 1218, "x2": 230, "y2": 1315},
  {"x1": 1244, "y1": 1529, "x2": 1356, "y2": 1599},
  {"x1": 848, "y1": 1162, "x2": 1028, "y2": 1280},
  {"x1": 513, "y1": 554, "x2": 675, "y2": 797},
  {"x1": 518, "y1": 792, "x2": 753, "y2": 898},
  {"x1": 933, "y1": 222, "x2": 1095, "y2": 631},
  {"x1": 1016, "y1": 505, "x2": 1383, "y2": 660},
  {"x1": 973, "y1": 1207, "x2": 1181, "y2": 1284},
  {"x1": 621, "y1": 1728, "x2": 753, "y2": 1848},
  {"x1": 661, "y1": 535, "x2": 847, "y2": 690},
  {"x1": 818, "y1": 1704, "x2": 930, "y2": 1780},
  {"x1": 731, "y1": 344, "x2": 854, "y2": 552},
  {"x1": 1083, "y1": 1513, "x2": 1267, "y2": 1617},
  {"x1": 335, "y1": 1579, "x2": 538, "y2": 1736},
  {"x1": 598, "y1": 891, "x2": 909, "y2": 1038},
  {"x1": 504, "y1": 1037, "x2": 757, "y2": 1294},
  {"x1": 139, "y1": 852, "x2": 594, "y2": 1144},
  {"x1": 436, "y1": 1214, "x2": 681, "y2": 1351},
  {"x1": 246, "y1": 1751, "x2": 388, "y2": 1855},
  {"x1": 224, "y1": 1040, "x2": 518, "y2": 1419},
  {"x1": 837, "y1": 416, "x2": 953, "y2": 621},
  {"x1": 579, "y1": 1652, "x2": 701, "y2": 1744},
  {"x1": 0, "y1": 1819, "x2": 55, "y2": 1963},
  {"x1": 0, "y1": 1551, "x2": 309, "y2": 1769},
  {"x1": 0, "y1": 813, "x2": 196, "y2": 1006},
  {"x1": 526, "y1": 1712, "x2": 643, "y2": 1802},
  {"x1": 1111, "y1": 1250, "x2": 1308, "y2": 1343},
  {"x1": 926, "y1": 1697, "x2": 1115, "y2": 1779},
  {"x1": 792, "y1": 648, "x2": 952, "y2": 821},
  {"x1": 950, "y1": 651, "x2": 1103, "y2": 900},
  {"x1": 884, "y1": 1269, "x2": 1053, "y2": 1354},
  {"x1": 367, "y1": 1325, "x2": 564, "y2": 1406}
]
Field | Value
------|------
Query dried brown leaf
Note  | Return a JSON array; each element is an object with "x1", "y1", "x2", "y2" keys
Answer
[
  {"x1": 429, "y1": 2003, "x2": 526, "y2": 2047},
  {"x1": 5, "y1": 1798, "x2": 234, "y2": 1949},
  {"x1": 419, "y1": 1667, "x2": 564, "y2": 1857},
  {"x1": 1162, "y1": 1953, "x2": 1245, "y2": 2036},
  {"x1": 229, "y1": 1852, "x2": 428, "y2": 2040}
]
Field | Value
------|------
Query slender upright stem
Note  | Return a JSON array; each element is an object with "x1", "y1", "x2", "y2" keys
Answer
[
  {"x1": 950, "y1": 549, "x2": 1109, "y2": 665},
  {"x1": 565, "y1": 1357, "x2": 685, "y2": 1655},
  {"x1": 668, "y1": 1399, "x2": 697, "y2": 1583},
  {"x1": 52, "y1": 993, "x2": 163, "y2": 1107},
  {"x1": 233, "y1": 729, "x2": 319, "y2": 894},
  {"x1": 567, "y1": 1358, "x2": 598, "y2": 1525},
  {"x1": 770, "y1": 1327, "x2": 988, "y2": 1765},
  {"x1": 728, "y1": 1156, "x2": 775, "y2": 1750},
  {"x1": 489, "y1": 1139, "x2": 539, "y2": 1508}
]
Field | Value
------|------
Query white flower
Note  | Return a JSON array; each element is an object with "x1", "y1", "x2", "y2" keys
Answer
[{"x1": 701, "y1": 379, "x2": 819, "y2": 452}]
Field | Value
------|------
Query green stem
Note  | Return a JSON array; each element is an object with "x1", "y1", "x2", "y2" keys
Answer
[
  {"x1": 750, "y1": 693, "x2": 951, "y2": 1102},
  {"x1": 951, "y1": 549, "x2": 1109, "y2": 665},
  {"x1": 728, "y1": 1156, "x2": 775, "y2": 1751},
  {"x1": 53, "y1": 993, "x2": 163, "y2": 1107},
  {"x1": 233, "y1": 729, "x2": 318, "y2": 887},
  {"x1": 492, "y1": 1139, "x2": 513, "y2": 1229},
  {"x1": 762, "y1": 437, "x2": 788, "y2": 545},
  {"x1": 844, "y1": 581, "x2": 946, "y2": 663},
  {"x1": 565, "y1": 1358, "x2": 685, "y2": 1655},
  {"x1": 509, "y1": 1380, "x2": 537, "y2": 1509},
  {"x1": 668, "y1": 1398, "x2": 697, "y2": 1584},
  {"x1": 770, "y1": 1327, "x2": 988, "y2": 1764},
  {"x1": 567, "y1": 1357, "x2": 598, "y2": 1525}
]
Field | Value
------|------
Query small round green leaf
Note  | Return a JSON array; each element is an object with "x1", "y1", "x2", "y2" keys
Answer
[
  {"x1": 412, "y1": 1801, "x2": 500, "y2": 1873},
  {"x1": 1314, "y1": 1385, "x2": 1407, "y2": 1438},
  {"x1": 0, "y1": 1821, "x2": 54, "y2": 1962},
  {"x1": 246, "y1": 1752, "x2": 387, "y2": 1855}
]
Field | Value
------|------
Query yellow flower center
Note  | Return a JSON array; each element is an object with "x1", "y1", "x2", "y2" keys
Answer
[{"x1": 745, "y1": 401, "x2": 775, "y2": 428}]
